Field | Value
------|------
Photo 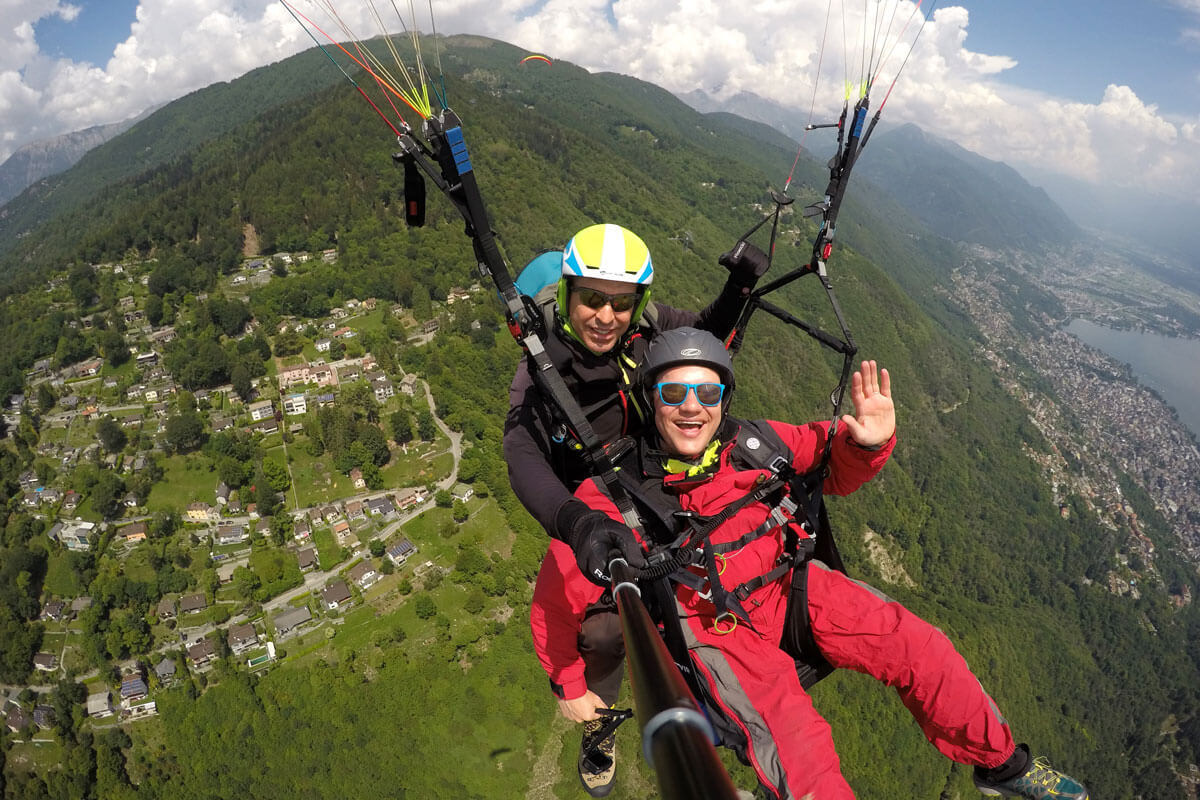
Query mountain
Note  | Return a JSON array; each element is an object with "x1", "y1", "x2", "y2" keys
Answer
[
  {"x1": 677, "y1": 87, "x2": 812, "y2": 139},
  {"x1": 0, "y1": 34, "x2": 1196, "y2": 800},
  {"x1": 677, "y1": 92, "x2": 1081, "y2": 253},
  {"x1": 1035, "y1": 169, "x2": 1200, "y2": 274},
  {"x1": 854, "y1": 123, "x2": 1081, "y2": 249},
  {"x1": 0, "y1": 49, "x2": 347, "y2": 265},
  {"x1": 0, "y1": 113, "x2": 152, "y2": 208}
]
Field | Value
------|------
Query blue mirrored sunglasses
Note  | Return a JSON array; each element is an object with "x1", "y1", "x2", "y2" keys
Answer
[{"x1": 654, "y1": 382, "x2": 725, "y2": 407}]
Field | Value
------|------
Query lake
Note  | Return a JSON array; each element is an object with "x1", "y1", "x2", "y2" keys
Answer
[{"x1": 1066, "y1": 318, "x2": 1200, "y2": 439}]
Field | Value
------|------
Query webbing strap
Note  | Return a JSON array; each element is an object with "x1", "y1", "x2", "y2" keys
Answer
[{"x1": 401, "y1": 109, "x2": 641, "y2": 528}]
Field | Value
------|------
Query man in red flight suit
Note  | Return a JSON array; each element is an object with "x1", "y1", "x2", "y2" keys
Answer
[{"x1": 530, "y1": 327, "x2": 1088, "y2": 800}]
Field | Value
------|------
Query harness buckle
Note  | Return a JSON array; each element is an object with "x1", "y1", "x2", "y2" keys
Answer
[{"x1": 768, "y1": 454, "x2": 791, "y2": 475}]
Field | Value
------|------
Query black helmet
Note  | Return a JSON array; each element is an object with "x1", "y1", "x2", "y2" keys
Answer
[{"x1": 639, "y1": 327, "x2": 735, "y2": 409}]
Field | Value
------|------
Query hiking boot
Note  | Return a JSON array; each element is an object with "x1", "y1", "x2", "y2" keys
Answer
[
  {"x1": 578, "y1": 718, "x2": 617, "y2": 797},
  {"x1": 974, "y1": 750, "x2": 1088, "y2": 800}
]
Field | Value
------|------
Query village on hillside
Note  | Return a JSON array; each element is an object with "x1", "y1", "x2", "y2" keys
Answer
[{"x1": 2, "y1": 249, "x2": 497, "y2": 740}]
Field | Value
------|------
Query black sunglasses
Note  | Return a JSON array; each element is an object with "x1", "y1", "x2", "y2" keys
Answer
[{"x1": 573, "y1": 286, "x2": 642, "y2": 313}]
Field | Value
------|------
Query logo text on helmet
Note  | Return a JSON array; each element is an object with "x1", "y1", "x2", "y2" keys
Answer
[{"x1": 680, "y1": 348, "x2": 702, "y2": 356}]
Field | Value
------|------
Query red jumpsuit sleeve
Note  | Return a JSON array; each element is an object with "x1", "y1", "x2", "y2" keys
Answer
[
  {"x1": 765, "y1": 419, "x2": 894, "y2": 495},
  {"x1": 529, "y1": 540, "x2": 604, "y2": 700}
]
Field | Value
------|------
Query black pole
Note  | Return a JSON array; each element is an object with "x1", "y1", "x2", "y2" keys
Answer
[{"x1": 610, "y1": 560, "x2": 741, "y2": 800}]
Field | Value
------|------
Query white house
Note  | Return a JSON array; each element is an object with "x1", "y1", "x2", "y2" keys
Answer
[
  {"x1": 283, "y1": 393, "x2": 308, "y2": 416},
  {"x1": 248, "y1": 400, "x2": 274, "y2": 421}
]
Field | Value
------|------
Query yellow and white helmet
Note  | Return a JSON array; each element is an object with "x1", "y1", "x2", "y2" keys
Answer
[{"x1": 561, "y1": 223, "x2": 654, "y2": 286}]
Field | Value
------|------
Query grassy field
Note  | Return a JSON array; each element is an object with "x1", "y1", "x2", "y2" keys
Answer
[
  {"x1": 281, "y1": 442, "x2": 353, "y2": 508},
  {"x1": 69, "y1": 495, "x2": 102, "y2": 524},
  {"x1": 311, "y1": 527, "x2": 345, "y2": 571},
  {"x1": 146, "y1": 454, "x2": 218, "y2": 512},
  {"x1": 39, "y1": 630, "x2": 68, "y2": 656},
  {"x1": 41, "y1": 413, "x2": 101, "y2": 449},
  {"x1": 281, "y1": 429, "x2": 453, "y2": 508},
  {"x1": 378, "y1": 440, "x2": 453, "y2": 488},
  {"x1": 5, "y1": 739, "x2": 65, "y2": 774},
  {"x1": 121, "y1": 546, "x2": 160, "y2": 583},
  {"x1": 346, "y1": 310, "x2": 386, "y2": 338},
  {"x1": 43, "y1": 549, "x2": 88, "y2": 596}
]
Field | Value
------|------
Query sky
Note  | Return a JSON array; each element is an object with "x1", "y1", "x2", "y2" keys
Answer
[{"x1": 4, "y1": 0, "x2": 1200, "y2": 213}]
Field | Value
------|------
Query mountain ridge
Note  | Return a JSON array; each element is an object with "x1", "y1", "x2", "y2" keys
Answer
[{"x1": 0, "y1": 117, "x2": 141, "y2": 207}]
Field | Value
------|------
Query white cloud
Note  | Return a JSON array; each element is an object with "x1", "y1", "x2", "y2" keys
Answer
[
  {"x1": 1, "y1": 0, "x2": 1199, "y2": 205},
  {"x1": 0, "y1": 0, "x2": 315, "y2": 161}
]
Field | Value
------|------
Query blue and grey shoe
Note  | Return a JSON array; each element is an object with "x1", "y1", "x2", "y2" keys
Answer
[{"x1": 974, "y1": 753, "x2": 1088, "y2": 800}]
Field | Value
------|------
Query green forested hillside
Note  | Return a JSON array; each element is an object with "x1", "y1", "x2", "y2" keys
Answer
[
  {"x1": 0, "y1": 48, "x2": 348, "y2": 266},
  {"x1": 1, "y1": 35, "x2": 1198, "y2": 800}
]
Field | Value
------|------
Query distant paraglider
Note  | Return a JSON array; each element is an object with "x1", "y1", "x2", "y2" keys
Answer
[{"x1": 520, "y1": 54, "x2": 552, "y2": 65}]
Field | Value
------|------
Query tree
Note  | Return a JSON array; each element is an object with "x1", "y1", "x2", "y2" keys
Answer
[
  {"x1": 412, "y1": 285, "x2": 431, "y2": 320},
  {"x1": 144, "y1": 294, "x2": 164, "y2": 326},
  {"x1": 413, "y1": 594, "x2": 436, "y2": 620},
  {"x1": 416, "y1": 408, "x2": 436, "y2": 441},
  {"x1": 163, "y1": 411, "x2": 205, "y2": 453},
  {"x1": 254, "y1": 478, "x2": 280, "y2": 518},
  {"x1": 90, "y1": 470, "x2": 126, "y2": 519},
  {"x1": 0, "y1": 606, "x2": 41, "y2": 683},
  {"x1": 36, "y1": 383, "x2": 57, "y2": 413},
  {"x1": 151, "y1": 510, "x2": 179, "y2": 539},
  {"x1": 96, "y1": 417, "x2": 127, "y2": 454},
  {"x1": 389, "y1": 410, "x2": 413, "y2": 444},
  {"x1": 232, "y1": 566, "x2": 261, "y2": 601},
  {"x1": 97, "y1": 328, "x2": 130, "y2": 366},
  {"x1": 169, "y1": 337, "x2": 228, "y2": 389},
  {"x1": 216, "y1": 456, "x2": 251, "y2": 490},
  {"x1": 369, "y1": 539, "x2": 386, "y2": 558},
  {"x1": 54, "y1": 326, "x2": 94, "y2": 367},
  {"x1": 68, "y1": 263, "x2": 97, "y2": 308},
  {"x1": 261, "y1": 458, "x2": 291, "y2": 492},
  {"x1": 230, "y1": 362, "x2": 254, "y2": 403},
  {"x1": 464, "y1": 588, "x2": 486, "y2": 615},
  {"x1": 340, "y1": 381, "x2": 379, "y2": 423},
  {"x1": 434, "y1": 489, "x2": 452, "y2": 508},
  {"x1": 356, "y1": 423, "x2": 389, "y2": 466},
  {"x1": 362, "y1": 462, "x2": 383, "y2": 490},
  {"x1": 454, "y1": 545, "x2": 489, "y2": 577},
  {"x1": 452, "y1": 501, "x2": 469, "y2": 523},
  {"x1": 273, "y1": 328, "x2": 304, "y2": 357}
]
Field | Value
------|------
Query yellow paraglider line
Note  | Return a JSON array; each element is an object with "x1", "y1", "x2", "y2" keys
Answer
[{"x1": 281, "y1": 0, "x2": 436, "y2": 121}]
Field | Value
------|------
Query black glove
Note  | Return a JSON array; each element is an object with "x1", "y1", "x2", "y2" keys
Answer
[
  {"x1": 719, "y1": 241, "x2": 770, "y2": 289},
  {"x1": 557, "y1": 500, "x2": 646, "y2": 586}
]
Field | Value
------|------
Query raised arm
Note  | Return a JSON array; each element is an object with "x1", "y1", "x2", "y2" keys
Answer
[{"x1": 654, "y1": 242, "x2": 770, "y2": 340}]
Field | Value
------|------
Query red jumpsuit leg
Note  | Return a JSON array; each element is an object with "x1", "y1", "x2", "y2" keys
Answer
[
  {"x1": 804, "y1": 562, "x2": 1015, "y2": 769},
  {"x1": 686, "y1": 620, "x2": 856, "y2": 799}
]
